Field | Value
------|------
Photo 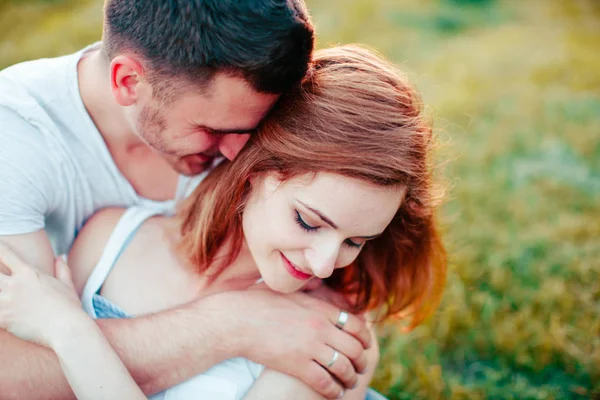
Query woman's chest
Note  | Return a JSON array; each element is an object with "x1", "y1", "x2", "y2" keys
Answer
[{"x1": 99, "y1": 225, "x2": 205, "y2": 316}]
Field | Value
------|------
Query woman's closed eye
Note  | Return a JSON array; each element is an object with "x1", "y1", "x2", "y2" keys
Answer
[
  {"x1": 344, "y1": 238, "x2": 363, "y2": 249},
  {"x1": 295, "y1": 210, "x2": 318, "y2": 232},
  {"x1": 295, "y1": 210, "x2": 363, "y2": 249}
]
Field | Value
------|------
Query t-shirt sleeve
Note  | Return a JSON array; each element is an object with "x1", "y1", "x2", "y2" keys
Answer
[{"x1": 0, "y1": 108, "x2": 59, "y2": 235}]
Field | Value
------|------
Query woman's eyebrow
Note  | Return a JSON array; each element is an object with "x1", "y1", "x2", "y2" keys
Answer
[
  {"x1": 298, "y1": 200, "x2": 338, "y2": 229},
  {"x1": 297, "y1": 200, "x2": 383, "y2": 239}
]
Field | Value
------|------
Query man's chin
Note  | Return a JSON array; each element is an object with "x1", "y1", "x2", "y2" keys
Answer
[{"x1": 172, "y1": 161, "x2": 211, "y2": 176}]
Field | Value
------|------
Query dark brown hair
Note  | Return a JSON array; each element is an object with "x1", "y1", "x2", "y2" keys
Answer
[{"x1": 103, "y1": 0, "x2": 314, "y2": 95}]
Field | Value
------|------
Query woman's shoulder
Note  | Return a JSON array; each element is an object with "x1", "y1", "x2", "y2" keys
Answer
[{"x1": 68, "y1": 207, "x2": 127, "y2": 295}]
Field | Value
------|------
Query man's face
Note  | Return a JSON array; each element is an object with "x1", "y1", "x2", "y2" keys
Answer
[{"x1": 133, "y1": 73, "x2": 279, "y2": 176}]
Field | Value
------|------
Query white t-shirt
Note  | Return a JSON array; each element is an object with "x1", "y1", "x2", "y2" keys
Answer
[{"x1": 0, "y1": 45, "x2": 203, "y2": 254}]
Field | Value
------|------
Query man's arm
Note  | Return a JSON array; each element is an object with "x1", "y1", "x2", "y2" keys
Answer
[
  {"x1": 96, "y1": 289, "x2": 371, "y2": 399},
  {"x1": 0, "y1": 231, "x2": 371, "y2": 400}
]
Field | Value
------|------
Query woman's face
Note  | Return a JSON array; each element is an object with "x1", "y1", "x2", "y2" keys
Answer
[{"x1": 242, "y1": 172, "x2": 404, "y2": 293}]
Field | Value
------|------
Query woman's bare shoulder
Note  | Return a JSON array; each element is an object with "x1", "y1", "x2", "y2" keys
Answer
[{"x1": 68, "y1": 208, "x2": 127, "y2": 295}]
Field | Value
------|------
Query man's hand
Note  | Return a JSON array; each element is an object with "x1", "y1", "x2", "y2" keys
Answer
[
  {"x1": 205, "y1": 288, "x2": 371, "y2": 399},
  {"x1": 302, "y1": 279, "x2": 356, "y2": 311}
]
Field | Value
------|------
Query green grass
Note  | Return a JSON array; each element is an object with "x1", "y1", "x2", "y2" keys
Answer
[{"x1": 2, "y1": 0, "x2": 599, "y2": 398}]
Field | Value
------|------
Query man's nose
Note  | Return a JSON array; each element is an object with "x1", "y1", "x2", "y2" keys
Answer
[{"x1": 219, "y1": 133, "x2": 251, "y2": 161}]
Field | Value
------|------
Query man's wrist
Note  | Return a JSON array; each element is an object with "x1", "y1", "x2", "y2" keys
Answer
[{"x1": 190, "y1": 291, "x2": 249, "y2": 359}]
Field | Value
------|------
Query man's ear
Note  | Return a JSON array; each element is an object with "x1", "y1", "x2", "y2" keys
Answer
[{"x1": 109, "y1": 55, "x2": 146, "y2": 106}]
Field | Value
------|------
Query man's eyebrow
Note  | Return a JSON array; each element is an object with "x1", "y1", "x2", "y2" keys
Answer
[{"x1": 297, "y1": 200, "x2": 382, "y2": 239}]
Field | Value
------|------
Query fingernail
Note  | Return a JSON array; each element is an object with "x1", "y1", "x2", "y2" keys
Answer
[
  {"x1": 337, "y1": 390, "x2": 345, "y2": 398},
  {"x1": 59, "y1": 254, "x2": 68, "y2": 263}
]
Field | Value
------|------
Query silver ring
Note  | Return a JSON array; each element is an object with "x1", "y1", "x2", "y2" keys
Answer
[
  {"x1": 327, "y1": 350, "x2": 339, "y2": 368},
  {"x1": 335, "y1": 311, "x2": 349, "y2": 330}
]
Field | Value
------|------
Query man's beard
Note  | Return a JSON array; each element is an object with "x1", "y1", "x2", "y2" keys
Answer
[
  {"x1": 136, "y1": 103, "x2": 169, "y2": 153},
  {"x1": 136, "y1": 104, "x2": 216, "y2": 176},
  {"x1": 170, "y1": 155, "x2": 215, "y2": 176}
]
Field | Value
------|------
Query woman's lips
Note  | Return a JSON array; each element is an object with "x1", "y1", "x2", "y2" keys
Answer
[{"x1": 280, "y1": 252, "x2": 312, "y2": 280}]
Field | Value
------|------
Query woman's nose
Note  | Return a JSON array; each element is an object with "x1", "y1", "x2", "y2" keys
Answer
[{"x1": 305, "y1": 242, "x2": 340, "y2": 279}]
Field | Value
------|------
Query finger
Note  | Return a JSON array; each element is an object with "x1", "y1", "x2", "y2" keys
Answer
[
  {"x1": 0, "y1": 242, "x2": 27, "y2": 274},
  {"x1": 303, "y1": 361, "x2": 345, "y2": 399},
  {"x1": 315, "y1": 345, "x2": 358, "y2": 391},
  {"x1": 307, "y1": 285, "x2": 350, "y2": 309},
  {"x1": 55, "y1": 256, "x2": 76, "y2": 291},
  {"x1": 327, "y1": 328, "x2": 368, "y2": 374},
  {"x1": 331, "y1": 311, "x2": 371, "y2": 350}
]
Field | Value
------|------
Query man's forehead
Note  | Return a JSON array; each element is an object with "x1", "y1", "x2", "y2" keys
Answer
[{"x1": 171, "y1": 74, "x2": 279, "y2": 130}]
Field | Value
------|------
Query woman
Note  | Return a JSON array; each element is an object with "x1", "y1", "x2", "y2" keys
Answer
[{"x1": 0, "y1": 45, "x2": 446, "y2": 400}]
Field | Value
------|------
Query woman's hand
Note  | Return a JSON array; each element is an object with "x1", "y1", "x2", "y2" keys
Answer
[
  {"x1": 0, "y1": 245, "x2": 86, "y2": 348},
  {"x1": 0, "y1": 243, "x2": 149, "y2": 400}
]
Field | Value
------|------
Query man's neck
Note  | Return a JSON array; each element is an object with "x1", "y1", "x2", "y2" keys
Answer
[
  {"x1": 78, "y1": 48, "x2": 144, "y2": 153},
  {"x1": 77, "y1": 48, "x2": 179, "y2": 201}
]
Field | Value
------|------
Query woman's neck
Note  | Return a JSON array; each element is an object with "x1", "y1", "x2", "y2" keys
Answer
[
  {"x1": 205, "y1": 243, "x2": 262, "y2": 293},
  {"x1": 169, "y1": 220, "x2": 262, "y2": 294}
]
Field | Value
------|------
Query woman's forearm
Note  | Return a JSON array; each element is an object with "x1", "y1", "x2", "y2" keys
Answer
[{"x1": 51, "y1": 315, "x2": 147, "y2": 400}]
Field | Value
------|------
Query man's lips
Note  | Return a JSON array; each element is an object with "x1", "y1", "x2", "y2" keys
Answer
[
  {"x1": 280, "y1": 252, "x2": 313, "y2": 280},
  {"x1": 182, "y1": 153, "x2": 214, "y2": 164}
]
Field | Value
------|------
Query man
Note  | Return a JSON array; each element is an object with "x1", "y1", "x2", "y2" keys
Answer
[{"x1": 0, "y1": 1, "x2": 375, "y2": 399}]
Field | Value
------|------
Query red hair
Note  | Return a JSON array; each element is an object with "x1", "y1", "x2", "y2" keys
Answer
[{"x1": 179, "y1": 45, "x2": 447, "y2": 328}]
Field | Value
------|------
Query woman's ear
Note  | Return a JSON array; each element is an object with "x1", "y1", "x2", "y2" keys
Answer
[
  {"x1": 264, "y1": 173, "x2": 286, "y2": 196},
  {"x1": 248, "y1": 173, "x2": 283, "y2": 197},
  {"x1": 248, "y1": 173, "x2": 259, "y2": 186}
]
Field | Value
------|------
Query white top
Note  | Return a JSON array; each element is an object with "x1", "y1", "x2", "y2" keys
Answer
[
  {"x1": 80, "y1": 206, "x2": 264, "y2": 400},
  {"x1": 0, "y1": 44, "x2": 204, "y2": 254}
]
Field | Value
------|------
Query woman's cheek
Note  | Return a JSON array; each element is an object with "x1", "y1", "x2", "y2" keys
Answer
[{"x1": 337, "y1": 250, "x2": 360, "y2": 270}]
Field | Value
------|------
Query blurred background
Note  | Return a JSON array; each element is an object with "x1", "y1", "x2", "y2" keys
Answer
[{"x1": 1, "y1": 0, "x2": 598, "y2": 398}]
